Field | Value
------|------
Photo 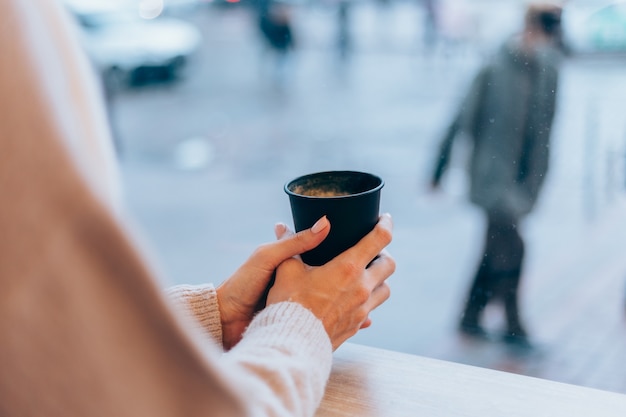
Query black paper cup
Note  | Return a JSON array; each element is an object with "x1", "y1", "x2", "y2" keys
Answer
[{"x1": 284, "y1": 170, "x2": 384, "y2": 266}]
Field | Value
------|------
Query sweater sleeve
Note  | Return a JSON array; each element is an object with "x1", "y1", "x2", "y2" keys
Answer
[
  {"x1": 224, "y1": 302, "x2": 333, "y2": 417},
  {"x1": 165, "y1": 285, "x2": 334, "y2": 417},
  {"x1": 0, "y1": 1, "x2": 334, "y2": 417},
  {"x1": 165, "y1": 284, "x2": 223, "y2": 347}
]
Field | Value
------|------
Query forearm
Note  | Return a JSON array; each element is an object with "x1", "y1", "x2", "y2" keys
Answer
[
  {"x1": 166, "y1": 286, "x2": 333, "y2": 417},
  {"x1": 223, "y1": 302, "x2": 333, "y2": 417}
]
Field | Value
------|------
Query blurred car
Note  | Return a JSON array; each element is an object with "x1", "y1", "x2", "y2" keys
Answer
[
  {"x1": 64, "y1": 0, "x2": 202, "y2": 88},
  {"x1": 562, "y1": 0, "x2": 626, "y2": 55}
]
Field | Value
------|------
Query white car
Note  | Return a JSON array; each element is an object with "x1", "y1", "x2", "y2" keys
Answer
[
  {"x1": 562, "y1": 0, "x2": 626, "y2": 55},
  {"x1": 64, "y1": 0, "x2": 202, "y2": 87}
]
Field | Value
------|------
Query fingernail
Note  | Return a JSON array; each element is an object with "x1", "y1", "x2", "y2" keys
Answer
[
  {"x1": 311, "y1": 216, "x2": 329, "y2": 234},
  {"x1": 275, "y1": 222, "x2": 287, "y2": 235}
]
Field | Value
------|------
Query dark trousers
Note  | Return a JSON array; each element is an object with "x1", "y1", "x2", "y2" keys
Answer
[{"x1": 461, "y1": 210, "x2": 526, "y2": 333}]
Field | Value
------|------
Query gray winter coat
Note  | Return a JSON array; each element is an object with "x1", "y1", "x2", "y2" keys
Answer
[{"x1": 432, "y1": 35, "x2": 561, "y2": 219}]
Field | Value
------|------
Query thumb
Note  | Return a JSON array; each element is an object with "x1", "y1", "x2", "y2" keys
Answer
[
  {"x1": 239, "y1": 217, "x2": 331, "y2": 277},
  {"x1": 270, "y1": 216, "x2": 330, "y2": 261}
]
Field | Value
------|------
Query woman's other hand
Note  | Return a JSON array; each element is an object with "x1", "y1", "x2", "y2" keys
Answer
[
  {"x1": 216, "y1": 216, "x2": 331, "y2": 350},
  {"x1": 268, "y1": 213, "x2": 395, "y2": 350}
]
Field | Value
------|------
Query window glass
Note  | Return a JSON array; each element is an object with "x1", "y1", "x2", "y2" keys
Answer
[{"x1": 68, "y1": 0, "x2": 626, "y2": 394}]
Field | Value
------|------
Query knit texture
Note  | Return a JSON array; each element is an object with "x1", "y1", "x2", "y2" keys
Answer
[
  {"x1": 0, "y1": 1, "x2": 333, "y2": 416},
  {"x1": 226, "y1": 302, "x2": 333, "y2": 417},
  {"x1": 166, "y1": 284, "x2": 223, "y2": 346},
  {"x1": 164, "y1": 287, "x2": 334, "y2": 417}
]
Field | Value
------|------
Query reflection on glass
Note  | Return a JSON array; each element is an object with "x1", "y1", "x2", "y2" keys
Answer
[{"x1": 89, "y1": 0, "x2": 626, "y2": 394}]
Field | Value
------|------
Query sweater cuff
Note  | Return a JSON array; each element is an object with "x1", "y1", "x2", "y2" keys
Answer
[
  {"x1": 165, "y1": 284, "x2": 223, "y2": 347},
  {"x1": 231, "y1": 302, "x2": 333, "y2": 416},
  {"x1": 244, "y1": 302, "x2": 332, "y2": 360}
]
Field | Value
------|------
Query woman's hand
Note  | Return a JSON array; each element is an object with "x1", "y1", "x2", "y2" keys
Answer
[
  {"x1": 216, "y1": 216, "x2": 331, "y2": 350},
  {"x1": 268, "y1": 213, "x2": 395, "y2": 350}
]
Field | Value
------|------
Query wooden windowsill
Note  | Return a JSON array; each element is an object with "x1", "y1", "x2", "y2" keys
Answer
[{"x1": 316, "y1": 343, "x2": 626, "y2": 417}]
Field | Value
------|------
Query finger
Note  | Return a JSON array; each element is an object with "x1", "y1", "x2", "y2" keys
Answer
[
  {"x1": 364, "y1": 281, "x2": 391, "y2": 315},
  {"x1": 250, "y1": 216, "x2": 331, "y2": 271},
  {"x1": 274, "y1": 222, "x2": 293, "y2": 240},
  {"x1": 275, "y1": 224, "x2": 311, "y2": 263},
  {"x1": 364, "y1": 249, "x2": 395, "y2": 290},
  {"x1": 340, "y1": 213, "x2": 393, "y2": 269}
]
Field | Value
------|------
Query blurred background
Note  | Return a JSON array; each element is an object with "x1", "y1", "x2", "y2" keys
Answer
[{"x1": 64, "y1": 0, "x2": 626, "y2": 393}]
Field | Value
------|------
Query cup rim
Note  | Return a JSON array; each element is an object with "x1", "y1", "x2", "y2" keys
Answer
[{"x1": 284, "y1": 170, "x2": 384, "y2": 199}]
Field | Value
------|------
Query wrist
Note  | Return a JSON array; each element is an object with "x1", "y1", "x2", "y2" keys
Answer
[{"x1": 215, "y1": 283, "x2": 232, "y2": 326}]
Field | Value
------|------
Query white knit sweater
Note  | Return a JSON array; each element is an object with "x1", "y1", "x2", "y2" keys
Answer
[{"x1": 0, "y1": 1, "x2": 332, "y2": 416}]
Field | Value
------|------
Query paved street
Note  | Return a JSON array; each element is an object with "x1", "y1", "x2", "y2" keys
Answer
[{"x1": 110, "y1": 1, "x2": 626, "y2": 393}]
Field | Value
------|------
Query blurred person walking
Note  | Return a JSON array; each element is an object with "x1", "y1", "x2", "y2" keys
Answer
[
  {"x1": 337, "y1": 0, "x2": 353, "y2": 61},
  {"x1": 419, "y1": 0, "x2": 440, "y2": 53},
  {"x1": 430, "y1": 3, "x2": 564, "y2": 347},
  {"x1": 254, "y1": 0, "x2": 296, "y2": 88}
]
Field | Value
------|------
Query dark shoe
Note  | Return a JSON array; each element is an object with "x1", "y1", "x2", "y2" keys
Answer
[
  {"x1": 458, "y1": 321, "x2": 490, "y2": 340},
  {"x1": 501, "y1": 329, "x2": 534, "y2": 350}
]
